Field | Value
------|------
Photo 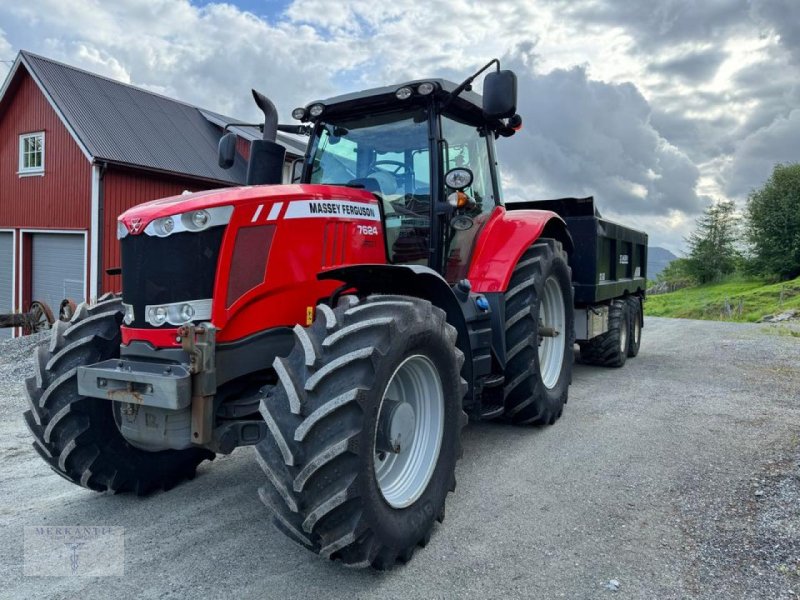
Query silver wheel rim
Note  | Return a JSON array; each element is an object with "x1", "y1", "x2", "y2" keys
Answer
[
  {"x1": 538, "y1": 276, "x2": 566, "y2": 389},
  {"x1": 374, "y1": 355, "x2": 445, "y2": 509}
]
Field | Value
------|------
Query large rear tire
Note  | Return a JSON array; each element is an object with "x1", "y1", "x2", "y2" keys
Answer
[
  {"x1": 579, "y1": 299, "x2": 630, "y2": 368},
  {"x1": 502, "y1": 239, "x2": 574, "y2": 425},
  {"x1": 23, "y1": 296, "x2": 213, "y2": 495},
  {"x1": 255, "y1": 295, "x2": 467, "y2": 569}
]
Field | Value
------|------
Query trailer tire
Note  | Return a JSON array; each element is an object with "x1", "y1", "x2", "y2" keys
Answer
[
  {"x1": 626, "y1": 296, "x2": 642, "y2": 357},
  {"x1": 23, "y1": 295, "x2": 213, "y2": 495},
  {"x1": 255, "y1": 295, "x2": 467, "y2": 569},
  {"x1": 502, "y1": 239, "x2": 574, "y2": 425},
  {"x1": 579, "y1": 299, "x2": 630, "y2": 368}
]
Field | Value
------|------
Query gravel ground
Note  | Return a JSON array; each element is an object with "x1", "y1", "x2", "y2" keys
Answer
[{"x1": 0, "y1": 317, "x2": 798, "y2": 599}]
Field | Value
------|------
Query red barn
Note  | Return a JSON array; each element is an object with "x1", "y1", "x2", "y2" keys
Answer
[{"x1": 0, "y1": 51, "x2": 305, "y2": 337}]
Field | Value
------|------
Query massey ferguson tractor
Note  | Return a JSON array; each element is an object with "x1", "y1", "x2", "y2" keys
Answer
[{"x1": 23, "y1": 60, "x2": 647, "y2": 569}]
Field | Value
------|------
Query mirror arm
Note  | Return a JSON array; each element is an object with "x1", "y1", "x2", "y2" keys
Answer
[{"x1": 441, "y1": 58, "x2": 500, "y2": 110}]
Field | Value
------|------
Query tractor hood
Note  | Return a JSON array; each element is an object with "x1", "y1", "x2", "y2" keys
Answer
[{"x1": 117, "y1": 184, "x2": 376, "y2": 236}]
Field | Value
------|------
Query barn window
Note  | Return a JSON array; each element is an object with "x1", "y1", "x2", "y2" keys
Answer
[{"x1": 19, "y1": 132, "x2": 45, "y2": 175}]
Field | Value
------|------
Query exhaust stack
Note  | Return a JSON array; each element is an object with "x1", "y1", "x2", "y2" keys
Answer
[{"x1": 246, "y1": 89, "x2": 286, "y2": 185}]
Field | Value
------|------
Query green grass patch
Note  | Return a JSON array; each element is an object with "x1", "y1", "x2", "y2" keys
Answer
[{"x1": 645, "y1": 276, "x2": 800, "y2": 322}]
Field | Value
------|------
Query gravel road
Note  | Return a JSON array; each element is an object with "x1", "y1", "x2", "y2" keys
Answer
[{"x1": 1, "y1": 317, "x2": 798, "y2": 599}]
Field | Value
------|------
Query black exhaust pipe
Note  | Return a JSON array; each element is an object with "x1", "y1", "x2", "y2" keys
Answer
[{"x1": 246, "y1": 89, "x2": 286, "y2": 185}]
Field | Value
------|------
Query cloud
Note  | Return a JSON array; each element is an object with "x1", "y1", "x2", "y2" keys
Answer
[
  {"x1": 499, "y1": 59, "x2": 703, "y2": 221},
  {"x1": 723, "y1": 108, "x2": 800, "y2": 198},
  {"x1": 648, "y1": 47, "x2": 728, "y2": 82}
]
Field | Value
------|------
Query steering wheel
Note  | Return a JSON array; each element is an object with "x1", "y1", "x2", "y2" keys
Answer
[{"x1": 372, "y1": 159, "x2": 407, "y2": 175}]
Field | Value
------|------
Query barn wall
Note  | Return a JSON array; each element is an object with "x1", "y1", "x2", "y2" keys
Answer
[
  {"x1": 0, "y1": 72, "x2": 91, "y2": 230},
  {"x1": 100, "y1": 167, "x2": 229, "y2": 293}
]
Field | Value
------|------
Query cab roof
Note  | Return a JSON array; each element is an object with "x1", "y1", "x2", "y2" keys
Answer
[{"x1": 305, "y1": 79, "x2": 493, "y2": 126}]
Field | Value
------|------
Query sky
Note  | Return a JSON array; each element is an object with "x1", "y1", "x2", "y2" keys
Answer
[{"x1": 1, "y1": 0, "x2": 798, "y2": 253}]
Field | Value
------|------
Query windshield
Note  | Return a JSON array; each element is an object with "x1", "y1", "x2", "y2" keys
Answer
[{"x1": 309, "y1": 109, "x2": 432, "y2": 265}]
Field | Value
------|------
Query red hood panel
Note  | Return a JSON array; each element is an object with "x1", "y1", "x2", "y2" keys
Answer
[{"x1": 118, "y1": 184, "x2": 378, "y2": 233}]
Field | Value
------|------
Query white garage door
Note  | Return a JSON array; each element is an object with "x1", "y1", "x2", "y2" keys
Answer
[
  {"x1": 31, "y1": 233, "x2": 85, "y2": 316},
  {"x1": 0, "y1": 232, "x2": 12, "y2": 340}
]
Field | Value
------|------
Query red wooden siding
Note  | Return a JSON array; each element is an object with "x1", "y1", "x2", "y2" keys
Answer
[
  {"x1": 0, "y1": 72, "x2": 91, "y2": 229},
  {"x1": 101, "y1": 167, "x2": 228, "y2": 292}
]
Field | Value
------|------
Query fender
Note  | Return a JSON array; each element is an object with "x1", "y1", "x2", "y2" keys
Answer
[
  {"x1": 319, "y1": 264, "x2": 481, "y2": 408},
  {"x1": 467, "y1": 206, "x2": 574, "y2": 293}
]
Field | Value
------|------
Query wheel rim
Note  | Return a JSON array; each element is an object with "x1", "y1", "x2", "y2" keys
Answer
[
  {"x1": 374, "y1": 355, "x2": 444, "y2": 509},
  {"x1": 538, "y1": 276, "x2": 566, "y2": 389}
]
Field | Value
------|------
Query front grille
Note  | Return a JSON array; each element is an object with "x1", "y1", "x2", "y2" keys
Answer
[{"x1": 120, "y1": 226, "x2": 225, "y2": 328}]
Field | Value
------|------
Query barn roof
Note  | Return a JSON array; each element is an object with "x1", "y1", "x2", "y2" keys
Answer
[{"x1": 1, "y1": 51, "x2": 304, "y2": 185}]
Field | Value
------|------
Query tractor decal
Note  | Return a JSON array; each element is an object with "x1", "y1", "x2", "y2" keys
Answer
[{"x1": 284, "y1": 199, "x2": 380, "y2": 221}]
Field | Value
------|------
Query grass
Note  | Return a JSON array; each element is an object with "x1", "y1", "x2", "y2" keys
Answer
[{"x1": 645, "y1": 275, "x2": 800, "y2": 322}]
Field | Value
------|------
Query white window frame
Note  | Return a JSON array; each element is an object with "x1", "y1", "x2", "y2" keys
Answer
[{"x1": 18, "y1": 131, "x2": 45, "y2": 176}]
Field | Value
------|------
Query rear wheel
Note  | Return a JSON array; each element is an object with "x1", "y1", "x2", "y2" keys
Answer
[
  {"x1": 255, "y1": 295, "x2": 467, "y2": 569},
  {"x1": 23, "y1": 296, "x2": 213, "y2": 494},
  {"x1": 626, "y1": 296, "x2": 642, "y2": 357},
  {"x1": 502, "y1": 239, "x2": 574, "y2": 425},
  {"x1": 579, "y1": 299, "x2": 630, "y2": 368}
]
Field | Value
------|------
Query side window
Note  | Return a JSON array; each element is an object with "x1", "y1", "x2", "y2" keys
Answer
[
  {"x1": 440, "y1": 117, "x2": 497, "y2": 282},
  {"x1": 440, "y1": 118, "x2": 495, "y2": 215}
]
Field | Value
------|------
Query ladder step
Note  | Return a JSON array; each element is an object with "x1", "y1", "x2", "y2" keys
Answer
[{"x1": 480, "y1": 404, "x2": 504, "y2": 420}]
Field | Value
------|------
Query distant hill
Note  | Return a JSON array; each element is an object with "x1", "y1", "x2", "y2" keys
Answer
[{"x1": 648, "y1": 246, "x2": 678, "y2": 279}]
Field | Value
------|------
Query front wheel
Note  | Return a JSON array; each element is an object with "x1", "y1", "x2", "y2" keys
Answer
[{"x1": 255, "y1": 295, "x2": 467, "y2": 569}]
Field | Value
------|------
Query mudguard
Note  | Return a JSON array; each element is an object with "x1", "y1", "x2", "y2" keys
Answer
[{"x1": 467, "y1": 206, "x2": 573, "y2": 293}]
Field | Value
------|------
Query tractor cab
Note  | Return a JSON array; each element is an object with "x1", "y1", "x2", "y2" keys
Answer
[{"x1": 295, "y1": 68, "x2": 520, "y2": 283}]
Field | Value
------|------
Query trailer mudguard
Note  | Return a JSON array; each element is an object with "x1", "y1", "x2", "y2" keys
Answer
[{"x1": 467, "y1": 206, "x2": 573, "y2": 293}]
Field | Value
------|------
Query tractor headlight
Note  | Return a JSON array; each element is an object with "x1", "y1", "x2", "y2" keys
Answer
[
  {"x1": 395, "y1": 86, "x2": 413, "y2": 100},
  {"x1": 292, "y1": 107, "x2": 307, "y2": 120},
  {"x1": 122, "y1": 303, "x2": 135, "y2": 325},
  {"x1": 444, "y1": 167, "x2": 474, "y2": 191},
  {"x1": 308, "y1": 103, "x2": 325, "y2": 118},
  {"x1": 149, "y1": 306, "x2": 168, "y2": 326},
  {"x1": 417, "y1": 81, "x2": 435, "y2": 95},
  {"x1": 116, "y1": 221, "x2": 129, "y2": 240},
  {"x1": 145, "y1": 299, "x2": 212, "y2": 327},
  {"x1": 144, "y1": 206, "x2": 233, "y2": 238},
  {"x1": 190, "y1": 210, "x2": 209, "y2": 229}
]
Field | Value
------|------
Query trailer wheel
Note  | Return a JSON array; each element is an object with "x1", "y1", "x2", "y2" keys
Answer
[
  {"x1": 255, "y1": 295, "x2": 467, "y2": 569},
  {"x1": 502, "y1": 239, "x2": 574, "y2": 425},
  {"x1": 23, "y1": 295, "x2": 213, "y2": 495},
  {"x1": 579, "y1": 299, "x2": 630, "y2": 368},
  {"x1": 626, "y1": 296, "x2": 642, "y2": 357}
]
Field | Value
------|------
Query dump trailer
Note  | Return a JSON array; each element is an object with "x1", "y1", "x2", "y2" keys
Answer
[
  {"x1": 508, "y1": 196, "x2": 647, "y2": 366},
  {"x1": 24, "y1": 60, "x2": 646, "y2": 570}
]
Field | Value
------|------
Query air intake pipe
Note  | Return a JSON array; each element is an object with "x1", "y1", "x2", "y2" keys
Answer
[{"x1": 246, "y1": 89, "x2": 286, "y2": 185}]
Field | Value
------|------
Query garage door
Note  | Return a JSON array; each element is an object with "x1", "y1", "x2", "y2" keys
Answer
[
  {"x1": 0, "y1": 233, "x2": 12, "y2": 340},
  {"x1": 31, "y1": 233, "x2": 85, "y2": 317}
]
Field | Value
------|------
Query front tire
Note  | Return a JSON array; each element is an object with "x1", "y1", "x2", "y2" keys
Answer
[
  {"x1": 255, "y1": 295, "x2": 467, "y2": 569},
  {"x1": 502, "y1": 239, "x2": 574, "y2": 425},
  {"x1": 23, "y1": 296, "x2": 213, "y2": 495}
]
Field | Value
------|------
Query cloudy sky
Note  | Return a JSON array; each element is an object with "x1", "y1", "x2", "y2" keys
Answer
[{"x1": 1, "y1": 0, "x2": 798, "y2": 252}]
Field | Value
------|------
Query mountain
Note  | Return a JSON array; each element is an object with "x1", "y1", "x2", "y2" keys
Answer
[{"x1": 647, "y1": 246, "x2": 678, "y2": 279}]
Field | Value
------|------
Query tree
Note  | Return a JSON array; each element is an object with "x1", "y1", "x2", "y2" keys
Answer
[
  {"x1": 685, "y1": 199, "x2": 739, "y2": 284},
  {"x1": 746, "y1": 163, "x2": 800, "y2": 280}
]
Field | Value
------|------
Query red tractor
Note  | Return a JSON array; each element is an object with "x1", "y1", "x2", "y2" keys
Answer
[{"x1": 24, "y1": 60, "x2": 646, "y2": 569}]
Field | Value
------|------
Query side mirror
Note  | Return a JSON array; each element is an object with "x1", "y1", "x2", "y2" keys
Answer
[
  {"x1": 483, "y1": 70, "x2": 517, "y2": 119},
  {"x1": 290, "y1": 158, "x2": 303, "y2": 183},
  {"x1": 218, "y1": 132, "x2": 237, "y2": 169}
]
